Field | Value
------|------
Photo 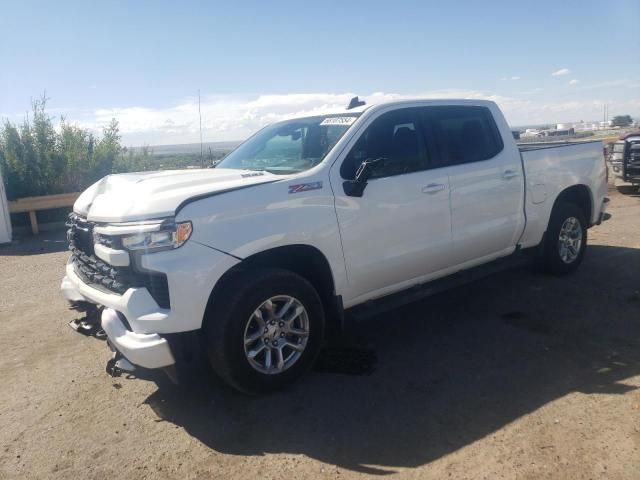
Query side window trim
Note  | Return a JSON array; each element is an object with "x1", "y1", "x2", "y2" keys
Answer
[
  {"x1": 417, "y1": 109, "x2": 446, "y2": 169},
  {"x1": 484, "y1": 107, "x2": 505, "y2": 155}
]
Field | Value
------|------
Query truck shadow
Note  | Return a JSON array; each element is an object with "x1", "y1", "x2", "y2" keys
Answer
[{"x1": 144, "y1": 244, "x2": 640, "y2": 475}]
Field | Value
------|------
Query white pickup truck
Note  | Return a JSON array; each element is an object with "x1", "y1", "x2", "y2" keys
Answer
[{"x1": 61, "y1": 99, "x2": 609, "y2": 393}]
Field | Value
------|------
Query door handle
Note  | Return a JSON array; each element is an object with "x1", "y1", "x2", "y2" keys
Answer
[
  {"x1": 502, "y1": 169, "x2": 519, "y2": 180},
  {"x1": 422, "y1": 183, "x2": 446, "y2": 194}
]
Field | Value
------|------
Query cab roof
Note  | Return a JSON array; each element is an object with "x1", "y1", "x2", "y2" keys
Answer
[{"x1": 326, "y1": 98, "x2": 498, "y2": 116}]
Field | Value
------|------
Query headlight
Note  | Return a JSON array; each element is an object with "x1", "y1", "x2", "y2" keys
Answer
[
  {"x1": 94, "y1": 220, "x2": 193, "y2": 253},
  {"x1": 121, "y1": 221, "x2": 193, "y2": 251}
]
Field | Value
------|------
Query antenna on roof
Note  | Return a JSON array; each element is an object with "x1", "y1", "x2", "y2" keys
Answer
[{"x1": 346, "y1": 96, "x2": 366, "y2": 110}]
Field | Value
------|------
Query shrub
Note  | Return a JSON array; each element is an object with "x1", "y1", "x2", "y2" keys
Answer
[{"x1": 0, "y1": 95, "x2": 153, "y2": 200}]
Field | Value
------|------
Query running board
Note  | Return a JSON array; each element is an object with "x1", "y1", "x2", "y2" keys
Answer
[{"x1": 347, "y1": 251, "x2": 532, "y2": 322}]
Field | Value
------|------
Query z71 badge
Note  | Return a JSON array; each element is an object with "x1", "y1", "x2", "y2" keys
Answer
[{"x1": 288, "y1": 181, "x2": 323, "y2": 194}]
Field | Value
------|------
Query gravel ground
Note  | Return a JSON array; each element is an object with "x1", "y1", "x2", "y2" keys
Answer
[{"x1": 1, "y1": 187, "x2": 639, "y2": 480}]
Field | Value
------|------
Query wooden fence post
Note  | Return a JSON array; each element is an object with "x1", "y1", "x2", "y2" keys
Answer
[
  {"x1": 8, "y1": 192, "x2": 80, "y2": 235},
  {"x1": 29, "y1": 211, "x2": 39, "y2": 235}
]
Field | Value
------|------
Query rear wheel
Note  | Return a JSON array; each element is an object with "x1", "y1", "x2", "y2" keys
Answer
[
  {"x1": 204, "y1": 268, "x2": 325, "y2": 394},
  {"x1": 539, "y1": 202, "x2": 587, "y2": 275}
]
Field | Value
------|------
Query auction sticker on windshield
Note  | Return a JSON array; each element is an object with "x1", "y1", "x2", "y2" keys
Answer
[{"x1": 320, "y1": 117, "x2": 357, "y2": 126}]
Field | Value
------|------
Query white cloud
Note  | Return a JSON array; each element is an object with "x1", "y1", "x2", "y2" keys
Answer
[
  {"x1": 551, "y1": 68, "x2": 571, "y2": 76},
  {"x1": 32, "y1": 89, "x2": 640, "y2": 145},
  {"x1": 569, "y1": 79, "x2": 580, "y2": 85},
  {"x1": 92, "y1": 93, "x2": 359, "y2": 144},
  {"x1": 93, "y1": 90, "x2": 518, "y2": 145},
  {"x1": 500, "y1": 76, "x2": 521, "y2": 81}
]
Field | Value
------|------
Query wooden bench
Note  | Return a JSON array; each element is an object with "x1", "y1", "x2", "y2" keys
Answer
[{"x1": 8, "y1": 192, "x2": 81, "y2": 235}]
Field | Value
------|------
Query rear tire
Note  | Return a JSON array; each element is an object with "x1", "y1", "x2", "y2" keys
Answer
[
  {"x1": 539, "y1": 202, "x2": 587, "y2": 275},
  {"x1": 204, "y1": 268, "x2": 325, "y2": 394}
]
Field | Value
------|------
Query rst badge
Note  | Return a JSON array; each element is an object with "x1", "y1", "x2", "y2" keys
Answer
[{"x1": 288, "y1": 181, "x2": 323, "y2": 194}]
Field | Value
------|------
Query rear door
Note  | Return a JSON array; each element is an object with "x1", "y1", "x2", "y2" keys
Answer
[
  {"x1": 330, "y1": 107, "x2": 453, "y2": 305},
  {"x1": 423, "y1": 105, "x2": 525, "y2": 265}
]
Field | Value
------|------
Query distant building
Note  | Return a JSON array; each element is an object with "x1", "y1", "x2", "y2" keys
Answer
[
  {"x1": 521, "y1": 128, "x2": 542, "y2": 138},
  {"x1": 574, "y1": 122, "x2": 600, "y2": 132},
  {"x1": 521, "y1": 127, "x2": 574, "y2": 138},
  {"x1": 553, "y1": 120, "x2": 613, "y2": 132}
]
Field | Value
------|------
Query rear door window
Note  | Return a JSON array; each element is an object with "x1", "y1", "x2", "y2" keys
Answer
[{"x1": 423, "y1": 106, "x2": 504, "y2": 166}]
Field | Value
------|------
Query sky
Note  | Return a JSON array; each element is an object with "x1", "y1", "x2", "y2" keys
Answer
[{"x1": 1, "y1": 0, "x2": 639, "y2": 146}]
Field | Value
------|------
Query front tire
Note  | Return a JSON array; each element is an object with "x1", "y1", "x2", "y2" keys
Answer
[
  {"x1": 539, "y1": 202, "x2": 587, "y2": 275},
  {"x1": 204, "y1": 268, "x2": 325, "y2": 394}
]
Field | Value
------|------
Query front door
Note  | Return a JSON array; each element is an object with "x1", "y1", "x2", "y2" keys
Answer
[{"x1": 330, "y1": 107, "x2": 453, "y2": 306}]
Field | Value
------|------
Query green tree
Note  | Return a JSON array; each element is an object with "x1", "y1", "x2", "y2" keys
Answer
[
  {"x1": 0, "y1": 120, "x2": 28, "y2": 198},
  {"x1": 611, "y1": 115, "x2": 633, "y2": 127},
  {"x1": 113, "y1": 145, "x2": 154, "y2": 173},
  {"x1": 32, "y1": 95, "x2": 60, "y2": 192},
  {"x1": 0, "y1": 98, "x2": 132, "y2": 199},
  {"x1": 58, "y1": 119, "x2": 94, "y2": 192},
  {"x1": 0, "y1": 94, "x2": 209, "y2": 201},
  {"x1": 94, "y1": 118, "x2": 121, "y2": 179}
]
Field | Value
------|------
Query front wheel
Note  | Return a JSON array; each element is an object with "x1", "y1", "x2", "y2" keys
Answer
[
  {"x1": 204, "y1": 268, "x2": 325, "y2": 394},
  {"x1": 539, "y1": 202, "x2": 587, "y2": 275}
]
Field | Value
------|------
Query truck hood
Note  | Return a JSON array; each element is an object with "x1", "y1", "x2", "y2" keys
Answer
[{"x1": 74, "y1": 168, "x2": 279, "y2": 223}]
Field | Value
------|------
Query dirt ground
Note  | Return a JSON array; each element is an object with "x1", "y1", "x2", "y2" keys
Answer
[{"x1": 1, "y1": 187, "x2": 639, "y2": 480}]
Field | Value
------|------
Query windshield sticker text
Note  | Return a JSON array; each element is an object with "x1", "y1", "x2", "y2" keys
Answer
[{"x1": 320, "y1": 117, "x2": 357, "y2": 126}]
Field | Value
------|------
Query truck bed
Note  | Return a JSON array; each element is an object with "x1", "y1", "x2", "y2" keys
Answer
[
  {"x1": 516, "y1": 140, "x2": 607, "y2": 250},
  {"x1": 517, "y1": 140, "x2": 604, "y2": 152}
]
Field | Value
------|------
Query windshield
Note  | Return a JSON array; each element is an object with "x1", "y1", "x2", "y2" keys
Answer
[{"x1": 216, "y1": 114, "x2": 360, "y2": 174}]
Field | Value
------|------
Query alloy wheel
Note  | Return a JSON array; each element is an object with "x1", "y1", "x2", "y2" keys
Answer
[
  {"x1": 243, "y1": 295, "x2": 310, "y2": 374},
  {"x1": 557, "y1": 216, "x2": 582, "y2": 264}
]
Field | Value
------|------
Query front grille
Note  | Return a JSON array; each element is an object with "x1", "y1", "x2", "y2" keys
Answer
[
  {"x1": 67, "y1": 214, "x2": 170, "y2": 308},
  {"x1": 67, "y1": 215, "x2": 95, "y2": 256},
  {"x1": 628, "y1": 149, "x2": 640, "y2": 176},
  {"x1": 626, "y1": 144, "x2": 640, "y2": 178},
  {"x1": 72, "y1": 246, "x2": 128, "y2": 294}
]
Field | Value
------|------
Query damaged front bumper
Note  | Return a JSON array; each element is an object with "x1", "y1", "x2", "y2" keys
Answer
[
  {"x1": 61, "y1": 263, "x2": 175, "y2": 369},
  {"x1": 61, "y1": 237, "x2": 240, "y2": 376},
  {"x1": 101, "y1": 308, "x2": 174, "y2": 369}
]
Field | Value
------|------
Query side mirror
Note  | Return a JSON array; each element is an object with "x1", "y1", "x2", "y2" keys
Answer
[{"x1": 342, "y1": 157, "x2": 386, "y2": 197}]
